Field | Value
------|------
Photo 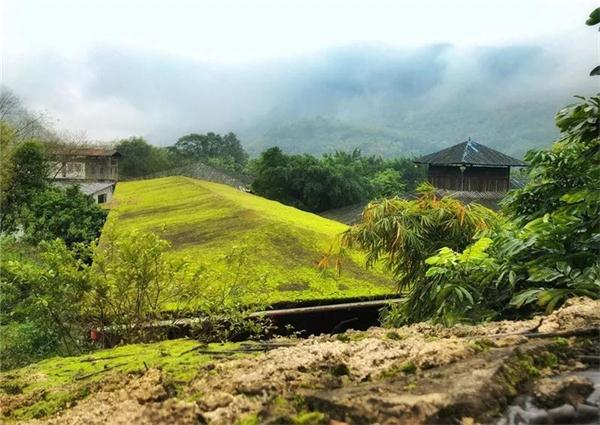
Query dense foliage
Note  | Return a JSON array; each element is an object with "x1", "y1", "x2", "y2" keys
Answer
[
  {"x1": 171, "y1": 132, "x2": 248, "y2": 171},
  {"x1": 328, "y1": 186, "x2": 502, "y2": 325},
  {"x1": 115, "y1": 136, "x2": 180, "y2": 178},
  {"x1": 339, "y1": 185, "x2": 501, "y2": 290},
  {"x1": 0, "y1": 135, "x2": 107, "y2": 247},
  {"x1": 0, "y1": 229, "x2": 269, "y2": 369},
  {"x1": 342, "y1": 94, "x2": 600, "y2": 326},
  {"x1": 250, "y1": 147, "x2": 425, "y2": 212},
  {"x1": 115, "y1": 132, "x2": 250, "y2": 178},
  {"x1": 499, "y1": 95, "x2": 600, "y2": 312},
  {"x1": 0, "y1": 238, "x2": 92, "y2": 368}
]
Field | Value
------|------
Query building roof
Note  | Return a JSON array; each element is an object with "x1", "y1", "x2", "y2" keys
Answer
[
  {"x1": 53, "y1": 181, "x2": 115, "y2": 196},
  {"x1": 414, "y1": 139, "x2": 526, "y2": 167},
  {"x1": 49, "y1": 147, "x2": 121, "y2": 157}
]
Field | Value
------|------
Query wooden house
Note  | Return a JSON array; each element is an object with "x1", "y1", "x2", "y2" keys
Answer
[
  {"x1": 48, "y1": 147, "x2": 121, "y2": 204},
  {"x1": 414, "y1": 139, "x2": 526, "y2": 193}
]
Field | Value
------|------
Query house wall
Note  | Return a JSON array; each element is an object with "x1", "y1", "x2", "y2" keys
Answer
[
  {"x1": 53, "y1": 156, "x2": 118, "y2": 181},
  {"x1": 428, "y1": 165, "x2": 510, "y2": 192},
  {"x1": 84, "y1": 157, "x2": 118, "y2": 181},
  {"x1": 92, "y1": 186, "x2": 115, "y2": 204}
]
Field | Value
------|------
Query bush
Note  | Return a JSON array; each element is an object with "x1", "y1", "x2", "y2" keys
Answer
[
  {"x1": 0, "y1": 322, "x2": 60, "y2": 370},
  {"x1": 20, "y1": 185, "x2": 107, "y2": 247},
  {"x1": 0, "y1": 238, "x2": 93, "y2": 365},
  {"x1": 89, "y1": 227, "x2": 203, "y2": 343},
  {"x1": 190, "y1": 246, "x2": 271, "y2": 343},
  {"x1": 336, "y1": 184, "x2": 501, "y2": 290}
]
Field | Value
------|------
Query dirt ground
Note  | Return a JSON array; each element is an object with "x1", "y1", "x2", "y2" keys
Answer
[{"x1": 15, "y1": 297, "x2": 600, "y2": 425}]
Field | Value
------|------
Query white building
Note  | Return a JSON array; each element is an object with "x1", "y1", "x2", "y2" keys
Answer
[{"x1": 48, "y1": 147, "x2": 121, "y2": 204}]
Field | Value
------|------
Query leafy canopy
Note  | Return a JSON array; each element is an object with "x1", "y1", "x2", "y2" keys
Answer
[
  {"x1": 171, "y1": 132, "x2": 248, "y2": 171},
  {"x1": 250, "y1": 147, "x2": 425, "y2": 212}
]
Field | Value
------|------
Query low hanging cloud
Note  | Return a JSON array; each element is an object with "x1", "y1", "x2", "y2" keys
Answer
[{"x1": 3, "y1": 32, "x2": 597, "y2": 154}]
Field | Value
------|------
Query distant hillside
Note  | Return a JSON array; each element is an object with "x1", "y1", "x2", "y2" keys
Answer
[
  {"x1": 108, "y1": 177, "x2": 393, "y2": 307},
  {"x1": 35, "y1": 42, "x2": 594, "y2": 157},
  {"x1": 245, "y1": 103, "x2": 562, "y2": 159},
  {"x1": 246, "y1": 117, "x2": 426, "y2": 157}
]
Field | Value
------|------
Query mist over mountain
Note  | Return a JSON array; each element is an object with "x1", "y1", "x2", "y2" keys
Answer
[{"x1": 5, "y1": 36, "x2": 597, "y2": 158}]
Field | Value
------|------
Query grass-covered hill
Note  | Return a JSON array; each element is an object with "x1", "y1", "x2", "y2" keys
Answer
[{"x1": 107, "y1": 176, "x2": 393, "y2": 307}]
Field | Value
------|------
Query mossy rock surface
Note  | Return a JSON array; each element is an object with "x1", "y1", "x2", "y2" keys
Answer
[{"x1": 0, "y1": 338, "x2": 244, "y2": 421}]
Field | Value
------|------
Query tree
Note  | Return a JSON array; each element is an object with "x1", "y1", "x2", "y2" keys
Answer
[
  {"x1": 1, "y1": 138, "x2": 107, "y2": 246},
  {"x1": 115, "y1": 136, "x2": 178, "y2": 178},
  {"x1": 250, "y1": 147, "x2": 424, "y2": 212},
  {"x1": 0, "y1": 123, "x2": 18, "y2": 211},
  {"x1": 587, "y1": 8, "x2": 600, "y2": 76},
  {"x1": 500, "y1": 94, "x2": 600, "y2": 312},
  {"x1": 171, "y1": 132, "x2": 248, "y2": 171},
  {"x1": 1, "y1": 238, "x2": 93, "y2": 366},
  {"x1": 371, "y1": 169, "x2": 406, "y2": 198},
  {"x1": 1, "y1": 140, "x2": 49, "y2": 231},
  {"x1": 21, "y1": 185, "x2": 107, "y2": 247},
  {"x1": 0, "y1": 87, "x2": 53, "y2": 141}
]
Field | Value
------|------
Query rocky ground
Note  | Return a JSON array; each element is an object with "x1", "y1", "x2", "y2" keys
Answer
[{"x1": 4, "y1": 297, "x2": 600, "y2": 425}]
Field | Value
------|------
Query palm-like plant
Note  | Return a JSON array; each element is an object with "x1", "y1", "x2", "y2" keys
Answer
[{"x1": 338, "y1": 184, "x2": 501, "y2": 291}]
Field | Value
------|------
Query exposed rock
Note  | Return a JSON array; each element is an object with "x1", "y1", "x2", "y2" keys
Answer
[
  {"x1": 547, "y1": 403, "x2": 576, "y2": 423},
  {"x1": 18, "y1": 297, "x2": 600, "y2": 425},
  {"x1": 533, "y1": 376, "x2": 594, "y2": 407},
  {"x1": 27, "y1": 369, "x2": 202, "y2": 425}
]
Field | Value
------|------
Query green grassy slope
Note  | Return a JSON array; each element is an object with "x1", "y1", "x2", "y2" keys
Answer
[{"x1": 107, "y1": 176, "x2": 392, "y2": 306}]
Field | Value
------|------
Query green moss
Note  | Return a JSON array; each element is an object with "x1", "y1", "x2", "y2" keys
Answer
[
  {"x1": 335, "y1": 332, "x2": 367, "y2": 342},
  {"x1": 379, "y1": 361, "x2": 417, "y2": 379},
  {"x1": 470, "y1": 338, "x2": 494, "y2": 353},
  {"x1": 500, "y1": 352, "x2": 545, "y2": 399},
  {"x1": 0, "y1": 338, "x2": 245, "y2": 421},
  {"x1": 107, "y1": 177, "x2": 394, "y2": 307},
  {"x1": 400, "y1": 362, "x2": 417, "y2": 374},
  {"x1": 403, "y1": 382, "x2": 417, "y2": 391},
  {"x1": 291, "y1": 411, "x2": 327, "y2": 425},
  {"x1": 554, "y1": 337, "x2": 570, "y2": 349},
  {"x1": 385, "y1": 331, "x2": 406, "y2": 341},
  {"x1": 236, "y1": 414, "x2": 261, "y2": 425},
  {"x1": 0, "y1": 380, "x2": 23, "y2": 395},
  {"x1": 518, "y1": 355, "x2": 541, "y2": 379},
  {"x1": 538, "y1": 352, "x2": 558, "y2": 369}
]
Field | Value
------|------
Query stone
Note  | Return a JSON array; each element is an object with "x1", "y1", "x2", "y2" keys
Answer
[
  {"x1": 547, "y1": 404, "x2": 576, "y2": 424},
  {"x1": 575, "y1": 403, "x2": 600, "y2": 422},
  {"x1": 533, "y1": 376, "x2": 594, "y2": 407}
]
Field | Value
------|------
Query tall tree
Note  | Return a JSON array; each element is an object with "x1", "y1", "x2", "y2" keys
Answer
[
  {"x1": 115, "y1": 137, "x2": 177, "y2": 178},
  {"x1": 172, "y1": 132, "x2": 248, "y2": 171},
  {"x1": 1, "y1": 140, "x2": 49, "y2": 231}
]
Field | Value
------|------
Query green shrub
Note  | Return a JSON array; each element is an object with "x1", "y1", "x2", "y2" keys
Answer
[{"x1": 0, "y1": 322, "x2": 60, "y2": 370}]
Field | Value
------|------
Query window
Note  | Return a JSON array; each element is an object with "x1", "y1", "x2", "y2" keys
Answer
[{"x1": 97, "y1": 193, "x2": 107, "y2": 204}]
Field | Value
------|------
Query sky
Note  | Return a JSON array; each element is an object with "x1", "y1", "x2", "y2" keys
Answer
[{"x1": 1, "y1": 0, "x2": 598, "y2": 143}]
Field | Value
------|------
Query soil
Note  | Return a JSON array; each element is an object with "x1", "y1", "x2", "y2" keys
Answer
[{"x1": 16, "y1": 297, "x2": 600, "y2": 425}]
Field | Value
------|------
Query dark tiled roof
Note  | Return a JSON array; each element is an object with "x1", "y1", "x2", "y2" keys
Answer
[
  {"x1": 414, "y1": 140, "x2": 526, "y2": 167},
  {"x1": 50, "y1": 147, "x2": 121, "y2": 157}
]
